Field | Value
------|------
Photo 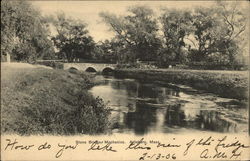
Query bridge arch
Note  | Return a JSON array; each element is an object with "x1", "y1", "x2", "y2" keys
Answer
[
  {"x1": 68, "y1": 67, "x2": 78, "y2": 71},
  {"x1": 85, "y1": 67, "x2": 97, "y2": 72},
  {"x1": 102, "y1": 67, "x2": 114, "y2": 74}
]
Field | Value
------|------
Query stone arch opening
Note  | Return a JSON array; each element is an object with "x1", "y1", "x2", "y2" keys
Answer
[
  {"x1": 68, "y1": 67, "x2": 79, "y2": 74},
  {"x1": 69, "y1": 67, "x2": 78, "y2": 71},
  {"x1": 85, "y1": 67, "x2": 97, "y2": 72},
  {"x1": 102, "y1": 67, "x2": 114, "y2": 75}
]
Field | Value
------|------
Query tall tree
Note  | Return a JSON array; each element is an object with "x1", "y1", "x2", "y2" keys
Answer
[
  {"x1": 215, "y1": 1, "x2": 247, "y2": 64},
  {"x1": 191, "y1": 7, "x2": 222, "y2": 61},
  {"x1": 190, "y1": 2, "x2": 247, "y2": 64},
  {"x1": 160, "y1": 9, "x2": 194, "y2": 63},
  {"x1": 51, "y1": 13, "x2": 95, "y2": 62},
  {"x1": 1, "y1": 0, "x2": 54, "y2": 62},
  {"x1": 100, "y1": 6, "x2": 161, "y2": 62}
]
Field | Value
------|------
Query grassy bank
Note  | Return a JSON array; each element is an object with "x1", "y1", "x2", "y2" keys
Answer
[
  {"x1": 114, "y1": 68, "x2": 248, "y2": 100},
  {"x1": 1, "y1": 63, "x2": 110, "y2": 135}
]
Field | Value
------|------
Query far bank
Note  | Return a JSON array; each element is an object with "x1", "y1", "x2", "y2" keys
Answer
[{"x1": 114, "y1": 68, "x2": 248, "y2": 100}]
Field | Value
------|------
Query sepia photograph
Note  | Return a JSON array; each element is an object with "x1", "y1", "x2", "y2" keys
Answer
[{"x1": 1, "y1": 0, "x2": 249, "y2": 160}]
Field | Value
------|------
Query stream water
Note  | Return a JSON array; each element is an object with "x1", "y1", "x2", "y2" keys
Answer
[{"x1": 89, "y1": 75, "x2": 248, "y2": 135}]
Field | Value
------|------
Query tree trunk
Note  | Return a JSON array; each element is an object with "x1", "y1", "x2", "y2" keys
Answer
[{"x1": 6, "y1": 53, "x2": 11, "y2": 63}]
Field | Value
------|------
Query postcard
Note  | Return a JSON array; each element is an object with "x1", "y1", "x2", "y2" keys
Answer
[{"x1": 1, "y1": 0, "x2": 249, "y2": 160}]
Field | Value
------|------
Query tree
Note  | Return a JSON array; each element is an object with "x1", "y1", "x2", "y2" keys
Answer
[
  {"x1": 100, "y1": 6, "x2": 161, "y2": 63},
  {"x1": 215, "y1": 1, "x2": 247, "y2": 65},
  {"x1": 125, "y1": 6, "x2": 162, "y2": 61},
  {"x1": 52, "y1": 13, "x2": 95, "y2": 62},
  {"x1": 190, "y1": 2, "x2": 247, "y2": 64},
  {"x1": 191, "y1": 7, "x2": 222, "y2": 61},
  {"x1": 160, "y1": 9, "x2": 194, "y2": 63},
  {"x1": 1, "y1": 0, "x2": 55, "y2": 62}
]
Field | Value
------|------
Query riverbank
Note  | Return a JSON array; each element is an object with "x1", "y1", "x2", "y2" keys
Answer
[
  {"x1": 1, "y1": 63, "x2": 110, "y2": 135},
  {"x1": 114, "y1": 68, "x2": 248, "y2": 100}
]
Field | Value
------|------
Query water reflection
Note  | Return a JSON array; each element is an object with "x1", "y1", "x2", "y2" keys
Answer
[
  {"x1": 126, "y1": 103, "x2": 157, "y2": 135},
  {"x1": 89, "y1": 75, "x2": 248, "y2": 135}
]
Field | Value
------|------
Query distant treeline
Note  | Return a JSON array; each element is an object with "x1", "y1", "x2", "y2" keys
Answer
[{"x1": 1, "y1": 1, "x2": 248, "y2": 69}]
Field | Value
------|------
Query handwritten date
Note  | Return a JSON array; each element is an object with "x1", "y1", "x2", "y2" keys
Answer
[{"x1": 139, "y1": 152, "x2": 176, "y2": 160}]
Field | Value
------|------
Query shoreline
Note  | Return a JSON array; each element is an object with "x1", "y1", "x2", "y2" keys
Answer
[{"x1": 114, "y1": 68, "x2": 249, "y2": 100}]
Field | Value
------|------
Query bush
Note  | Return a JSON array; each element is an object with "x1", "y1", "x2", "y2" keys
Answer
[{"x1": 11, "y1": 91, "x2": 110, "y2": 135}]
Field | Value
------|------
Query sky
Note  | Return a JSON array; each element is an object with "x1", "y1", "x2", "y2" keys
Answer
[{"x1": 31, "y1": 1, "x2": 243, "y2": 42}]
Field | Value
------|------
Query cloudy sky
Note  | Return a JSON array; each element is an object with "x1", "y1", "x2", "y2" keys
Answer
[{"x1": 31, "y1": 1, "x2": 240, "y2": 42}]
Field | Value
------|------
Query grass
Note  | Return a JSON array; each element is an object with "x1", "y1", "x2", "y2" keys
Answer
[
  {"x1": 114, "y1": 68, "x2": 248, "y2": 100},
  {"x1": 1, "y1": 63, "x2": 110, "y2": 135}
]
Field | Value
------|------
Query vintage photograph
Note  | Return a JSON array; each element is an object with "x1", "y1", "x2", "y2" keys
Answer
[{"x1": 1, "y1": 0, "x2": 249, "y2": 138}]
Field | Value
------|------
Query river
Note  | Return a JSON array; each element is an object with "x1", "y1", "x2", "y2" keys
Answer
[{"x1": 89, "y1": 75, "x2": 248, "y2": 135}]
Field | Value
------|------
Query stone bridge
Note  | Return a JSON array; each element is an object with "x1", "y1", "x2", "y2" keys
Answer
[{"x1": 63, "y1": 63, "x2": 117, "y2": 72}]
